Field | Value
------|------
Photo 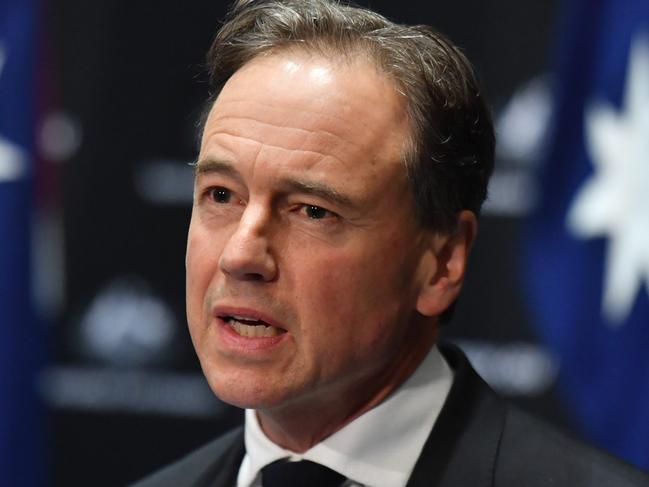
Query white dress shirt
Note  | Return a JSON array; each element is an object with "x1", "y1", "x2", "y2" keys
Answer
[{"x1": 237, "y1": 345, "x2": 453, "y2": 487}]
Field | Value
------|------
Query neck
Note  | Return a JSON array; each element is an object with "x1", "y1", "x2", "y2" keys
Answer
[{"x1": 255, "y1": 324, "x2": 437, "y2": 452}]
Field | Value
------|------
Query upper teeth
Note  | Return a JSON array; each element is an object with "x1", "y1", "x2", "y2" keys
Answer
[
  {"x1": 228, "y1": 318, "x2": 282, "y2": 337},
  {"x1": 230, "y1": 315, "x2": 260, "y2": 322}
]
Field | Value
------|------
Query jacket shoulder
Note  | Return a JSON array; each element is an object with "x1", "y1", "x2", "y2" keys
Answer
[
  {"x1": 495, "y1": 407, "x2": 649, "y2": 486},
  {"x1": 130, "y1": 426, "x2": 244, "y2": 487}
]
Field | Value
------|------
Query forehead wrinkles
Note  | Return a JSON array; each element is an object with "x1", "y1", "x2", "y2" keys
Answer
[
  {"x1": 216, "y1": 98, "x2": 373, "y2": 143},
  {"x1": 206, "y1": 100, "x2": 400, "y2": 165},
  {"x1": 204, "y1": 112, "x2": 369, "y2": 169}
]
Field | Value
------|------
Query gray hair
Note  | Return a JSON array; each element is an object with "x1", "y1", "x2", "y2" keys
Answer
[{"x1": 205, "y1": 0, "x2": 495, "y2": 232}]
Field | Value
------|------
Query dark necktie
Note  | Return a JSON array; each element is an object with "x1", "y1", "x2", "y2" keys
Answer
[{"x1": 261, "y1": 459, "x2": 346, "y2": 487}]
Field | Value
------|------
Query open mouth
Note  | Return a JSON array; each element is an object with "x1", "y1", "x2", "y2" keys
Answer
[{"x1": 220, "y1": 315, "x2": 286, "y2": 338}]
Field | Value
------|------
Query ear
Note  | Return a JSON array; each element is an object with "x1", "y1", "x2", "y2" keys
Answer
[{"x1": 415, "y1": 210, "x2": 477, "y2": 317}]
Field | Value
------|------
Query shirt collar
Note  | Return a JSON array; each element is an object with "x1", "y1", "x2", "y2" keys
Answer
[{"x1": 238, "y1": 345, "x2": 453, "y2": 487}]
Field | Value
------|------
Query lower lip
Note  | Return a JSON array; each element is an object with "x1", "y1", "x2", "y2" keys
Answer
[{"x1": 216, "y1": 317, "x2": 289, "y2": 352}]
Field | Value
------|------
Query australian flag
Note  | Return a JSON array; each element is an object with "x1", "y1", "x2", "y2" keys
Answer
[
  {"x1": 523, "y1": 0, "x2": 649, "y2": 470},
  {"x1": 0, "y1": 0, "x2": 43, "y2": 485}
]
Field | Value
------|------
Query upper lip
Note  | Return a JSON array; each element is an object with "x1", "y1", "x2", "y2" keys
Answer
[{"x1": 212, "y1": 305, "x2": 286, "y2": 330}]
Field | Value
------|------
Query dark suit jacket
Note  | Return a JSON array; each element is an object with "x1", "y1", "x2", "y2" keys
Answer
[{"x1": 132, "y1": 345, "x2": 649, "y2": 486}]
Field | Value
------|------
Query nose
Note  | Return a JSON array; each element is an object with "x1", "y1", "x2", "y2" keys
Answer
[{"x1": 218, "y1": 204, "x2": 278, "y2": 282}]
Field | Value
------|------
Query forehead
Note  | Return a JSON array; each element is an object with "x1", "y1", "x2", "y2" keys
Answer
[{"x1": 200, "y1": 51, "x2": 411, "y2": 172}]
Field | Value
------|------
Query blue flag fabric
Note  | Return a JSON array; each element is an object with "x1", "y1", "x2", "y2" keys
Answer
[
  {"x1": 523, "y1": 0, "x2": 649, "y2": 470},
  {"x1": 0, "y1": 0, "x2": 42, "y2": 485}
]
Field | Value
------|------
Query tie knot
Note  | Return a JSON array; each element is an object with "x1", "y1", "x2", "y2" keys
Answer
[{"x1": 261, "y1": 459, "x2": 346, "y2": 487}]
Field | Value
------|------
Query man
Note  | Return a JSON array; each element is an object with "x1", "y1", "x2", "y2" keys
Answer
[{"x1": 134, "y1": 1, "x2": 649, "y2": 485}]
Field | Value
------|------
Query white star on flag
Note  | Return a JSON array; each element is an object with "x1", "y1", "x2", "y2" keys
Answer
[
  {"x1": 567, "y1": 34, "x2": 649, "y2": 327},
  {"x1": 0, "y1": 42, "x2": 27, "y2": 183}
]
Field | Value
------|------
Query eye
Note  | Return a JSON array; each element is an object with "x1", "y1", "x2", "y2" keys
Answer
[
  {"x1": 304, "y1": 205, "x2": 332, "y2": 220},
  {"x1": 210, "y1": 187, "x2": 232, "y2": 203}
]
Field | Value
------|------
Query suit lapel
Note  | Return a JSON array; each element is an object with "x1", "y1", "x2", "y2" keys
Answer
[
  {"x1": 193, "y1": 428, "x2": 245, "y2": 487},
  {"x1": 406, "y1": 344, "x2": 506, "y2": 487}
]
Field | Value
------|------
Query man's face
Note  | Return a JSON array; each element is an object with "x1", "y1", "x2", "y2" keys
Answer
[{"x1": 186, "y1": 51, "x2": 437, "y2": 413}]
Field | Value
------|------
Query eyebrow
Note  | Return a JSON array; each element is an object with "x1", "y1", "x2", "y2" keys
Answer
[
  {"x1": 194, "y1": 159, "x2": 241, "y2": 179},
  {"x1": 278, "y1": 178, "x2": 356, "y2": 209}
]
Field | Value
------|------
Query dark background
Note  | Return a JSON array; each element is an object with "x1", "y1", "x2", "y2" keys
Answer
[{"x1": 40, "y1": 1, "x2": 561, "y2": 485}]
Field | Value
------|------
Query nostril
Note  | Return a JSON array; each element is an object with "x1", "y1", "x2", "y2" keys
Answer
[{"x1": 239, "y1": 271, "x2": 267, "y2": 282}]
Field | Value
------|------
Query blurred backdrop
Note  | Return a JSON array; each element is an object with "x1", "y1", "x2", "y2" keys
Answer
[{"x1": 2, "y1": 0, "x2": 649, "y2": 485}]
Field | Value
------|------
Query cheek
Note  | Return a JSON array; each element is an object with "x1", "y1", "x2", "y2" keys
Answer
[
  {"x1": 185, "y1": 224, "x2": 221, "y2": 320},
  {"x1": 291, "y1": 240, "x2": 411, "y2": 334},
  {"x1": 293, "y1": 231, "x2": 418, "y2": 320},
  {"x1": 292, "y1": 256, "x2": 408, "y2": 376}
]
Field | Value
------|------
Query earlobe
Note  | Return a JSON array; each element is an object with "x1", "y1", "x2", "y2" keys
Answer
[{"x1": 415, "y1": 210, "x2": 477, "y2": 317}]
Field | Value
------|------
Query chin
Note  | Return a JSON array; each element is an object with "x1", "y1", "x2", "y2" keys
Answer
[{"x1": 203, "y1": 369, "x2": 290, "y2": 410}]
